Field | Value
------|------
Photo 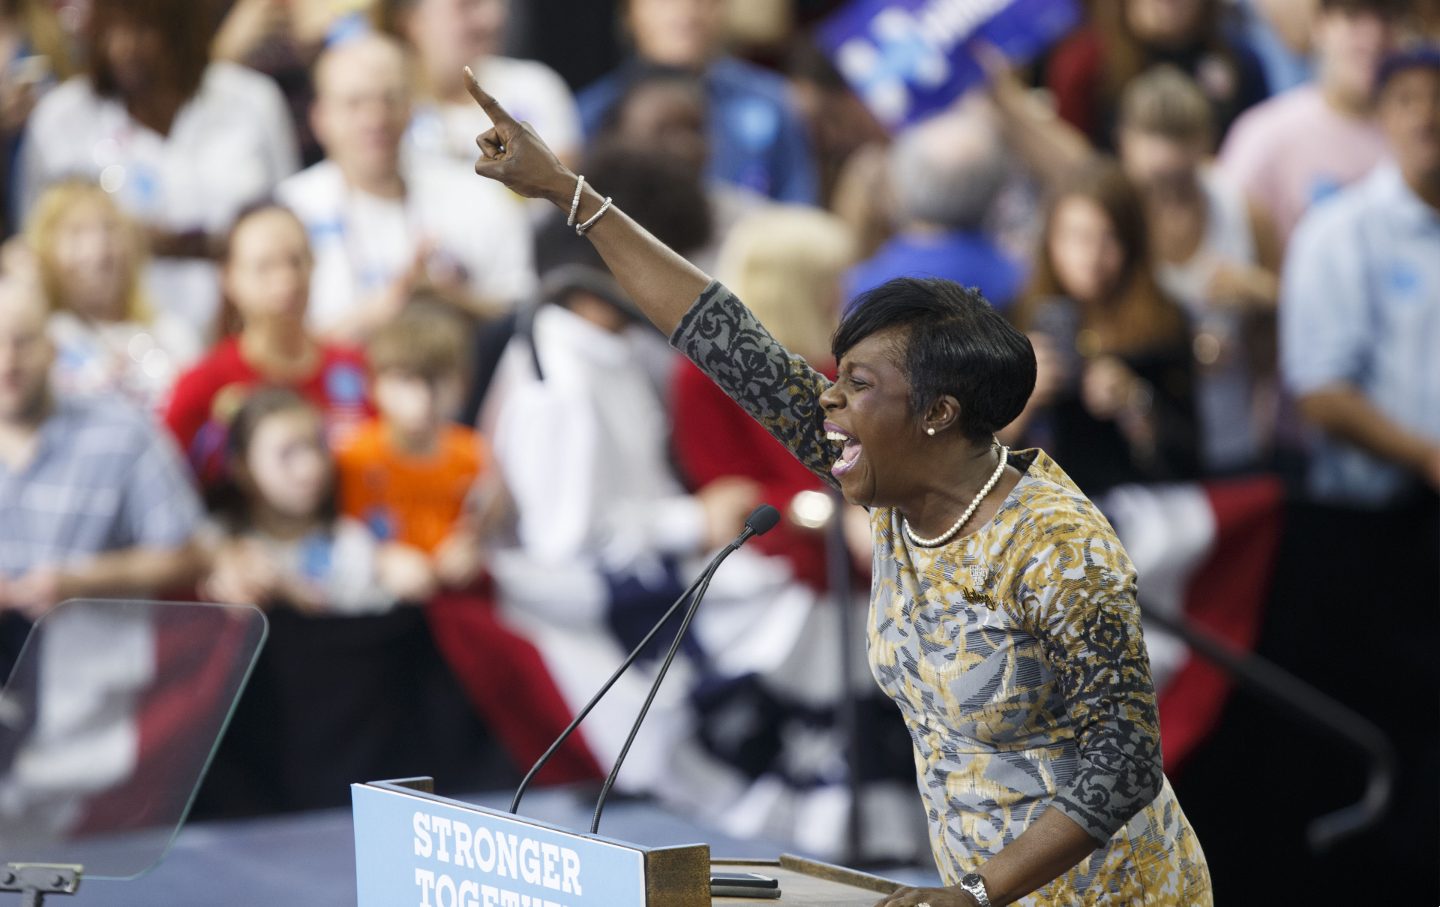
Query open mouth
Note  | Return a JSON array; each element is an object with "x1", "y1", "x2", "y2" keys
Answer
[{"x1": 825, "y1": 423, "x2": 862, "y2": 479}]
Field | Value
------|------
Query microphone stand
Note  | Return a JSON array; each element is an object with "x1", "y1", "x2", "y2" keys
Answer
[
  {"x1": 508, "y1": 505, "x2": 780, "y2": 819},
  {"x1": 507, "y1": 559, "x2": 714, "y2": 815},
  {"x1": 588, "y1": 545, "x2": 732, "y2": 834}
]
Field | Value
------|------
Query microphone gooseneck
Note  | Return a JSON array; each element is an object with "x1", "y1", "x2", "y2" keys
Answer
[
  {"x1": 587, "y1": 553, "x2": 727, "y2": 834},
  {"x1": 589, "y1": 504, "x2": 778, "y2": 834},
  {"x1": 508, "y1": 503, "x2": 780, "y2": 819}
]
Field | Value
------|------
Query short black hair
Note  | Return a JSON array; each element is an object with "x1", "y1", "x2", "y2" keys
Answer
[{"x1": 832, "y1": 278, "x2": 1035, "y2": 442}]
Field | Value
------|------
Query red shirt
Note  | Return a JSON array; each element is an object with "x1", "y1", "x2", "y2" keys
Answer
[
  {"x1": 671, "y1": 358, "x2": 836, "y2": 590},
  {"x1": 163, "y1": 337, "x2": 373, "y2": 487}
]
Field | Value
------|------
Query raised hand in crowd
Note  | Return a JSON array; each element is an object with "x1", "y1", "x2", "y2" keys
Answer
[{"x1": 212, "y1": 0, "x2": 291, "y2": 64}]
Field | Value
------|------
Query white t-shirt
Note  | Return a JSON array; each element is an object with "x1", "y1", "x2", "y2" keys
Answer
[
  {"x1": 487, "y1": 304, "x2": 704, "y2": 569},
  {"x1": 17, "y1": 63, "x2": 301, "y2": 343},
  {"x1": 276, "y1": 158, "x2": 537, "y2": 334},
  {"x1": 253, "y1": 518, "x2": 398, "y2": 615},
  {"x1": 48, "y1": 311, "x2": 203, "y2": 414},
  {"x1": 404, "y1": 55, "x2": 582, "y2": 167}
]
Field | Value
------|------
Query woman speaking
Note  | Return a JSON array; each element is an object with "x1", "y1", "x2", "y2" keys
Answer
[{"x1": 461, "y1": 71, "x2": 1211, "y2": 907}]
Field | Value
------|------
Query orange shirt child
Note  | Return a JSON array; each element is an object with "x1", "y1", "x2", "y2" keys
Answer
[{"x1": 336, "y1": 421, "x2": 490, "y2": 555}]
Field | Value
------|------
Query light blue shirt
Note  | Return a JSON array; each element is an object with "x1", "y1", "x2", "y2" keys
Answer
[
  {"x1": 1281, "y1": 162, "x2": 1440, "y2": 506},
  {"x1": 0, "y1": 395, "x2": 202, "y2": 576}
]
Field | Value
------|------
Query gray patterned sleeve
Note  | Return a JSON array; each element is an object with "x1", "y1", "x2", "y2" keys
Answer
[
  {"x1": 1018, "y1": 522, "x2": 1165, "y2": 843},
  {"x1": 670, "y1": 281, "x2": 841, "y2": 488}
]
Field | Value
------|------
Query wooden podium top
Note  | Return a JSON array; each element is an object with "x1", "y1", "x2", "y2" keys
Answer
[{"x1": 709, "y1": 855, "x2": 901, "y2": 906}]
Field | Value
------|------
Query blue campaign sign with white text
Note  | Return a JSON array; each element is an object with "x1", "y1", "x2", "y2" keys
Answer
[
  {"x1": 352, "y1": 783, "x2": 646, "y2": 907},
  {"x1": 818, "y1": 0, "x2": 1081, "y2": 129}
]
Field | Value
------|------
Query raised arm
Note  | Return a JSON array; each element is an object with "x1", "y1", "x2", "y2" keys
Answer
[
  {"x1": 462, "y1": 69, "x2": 707, "y2": 337},
  {"x1": 462, "y1": 70, "x2": 842, "y2": 486}
]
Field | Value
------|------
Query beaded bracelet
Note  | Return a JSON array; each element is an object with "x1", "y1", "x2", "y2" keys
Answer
[
  {"x1": 576, "y1": 197, "x2": 614, "y2": 236},
  {"x1": 566, "y1": 174, "x2": 586, "y2": 227}
]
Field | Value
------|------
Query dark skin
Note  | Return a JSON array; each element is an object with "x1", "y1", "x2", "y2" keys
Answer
[
  {"x1": 104, "y1": 20, "x2": 219, "y2": 261},
  {"x1": 819, "y1": 327, "x2": 1020, "y2": 530},
  {"x1": 462, "y1": 69, "x2": 1107, "y2": 907}
]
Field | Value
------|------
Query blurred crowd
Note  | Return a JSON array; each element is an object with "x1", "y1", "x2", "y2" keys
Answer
[{"x1": 0, "y1": 0, "x2": 1438, "y2": 895}]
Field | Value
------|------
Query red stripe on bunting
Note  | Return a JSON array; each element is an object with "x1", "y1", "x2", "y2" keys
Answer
[{"x1": 1159, "y1": 475, "x2": 1284, "y2": 771}]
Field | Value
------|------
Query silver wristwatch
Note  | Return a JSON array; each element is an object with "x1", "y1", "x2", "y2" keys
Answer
[{"x1": 958, "y1": 872, "x2": 992, "y2": 907}]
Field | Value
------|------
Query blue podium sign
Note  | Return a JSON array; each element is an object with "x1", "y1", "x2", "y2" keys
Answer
[
  {"x1": 818, "y1": 0, "x2": 1081, "y2": 129},
  {"x1": 353, "y1": 782, "x2": 656, "y2": 907}
]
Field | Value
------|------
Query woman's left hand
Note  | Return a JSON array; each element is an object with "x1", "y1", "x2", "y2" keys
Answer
[
  {"x1": 874, "y1": 886, "x2": 978, "y2": 907},
  {"x1": 464, "y1": 70, "x2": 574, "y2": 205}
]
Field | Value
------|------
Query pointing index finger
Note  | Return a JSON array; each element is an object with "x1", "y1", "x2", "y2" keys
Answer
[{"x1": 464, "y1": 66, "x2": 514, "y2": 126}]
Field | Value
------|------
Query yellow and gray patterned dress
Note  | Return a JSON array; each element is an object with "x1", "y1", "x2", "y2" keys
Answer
[{"x1": 673, "y1": 283, "x2": 1211, "y2": 905}]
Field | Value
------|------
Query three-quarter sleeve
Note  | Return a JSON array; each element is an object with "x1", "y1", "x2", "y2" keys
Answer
[
  {"x1": 670, "y1": 281, "x2": 840, "y2": 488},
  {"x1": 1016, "y1": 521, "x2": 1165, "y2": 843}
]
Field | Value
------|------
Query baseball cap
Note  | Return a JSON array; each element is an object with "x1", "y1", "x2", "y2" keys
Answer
[{"x1": 1377, "y1": 43, "x2": 1440, "y2": 94}]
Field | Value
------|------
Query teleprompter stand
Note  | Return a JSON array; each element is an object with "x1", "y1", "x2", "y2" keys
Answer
[{"x1": 1, "y1": 863, "x2": 81, "y2": 907}]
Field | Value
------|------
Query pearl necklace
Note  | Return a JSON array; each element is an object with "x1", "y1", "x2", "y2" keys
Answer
[{"x1": 903, "y1": 445, "x2": 1010, "y2": 548}]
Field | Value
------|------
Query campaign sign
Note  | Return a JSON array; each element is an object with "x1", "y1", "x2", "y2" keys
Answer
[
  {"x1": 818, "y1": 0, "x2": 1082, "y2": 129},
  {"x1": 353, "y1": 782, "x2": 646, "y2": 907}
]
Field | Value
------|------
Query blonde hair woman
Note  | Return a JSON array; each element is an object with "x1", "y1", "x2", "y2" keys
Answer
[
  {"x1": 712, "y1": 204, "x2": 855, "y2": 364},
  {"x1": 27, "y1": 180, "x2": 200, "y2": 409},
  {"x1": 674, "y1": 204, "x2": 856, "y2": 588}
]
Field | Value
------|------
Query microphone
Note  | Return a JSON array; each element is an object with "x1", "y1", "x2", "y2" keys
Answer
[
  {"x1": 507, "y1": 504, "x2": 781, "y2": 818},
  {"x1": 742, "y1": 503, "x2": 781, "y2": 538},
  {"x1": 588, "y1": 503, "x2": 779, "y2": 834}
]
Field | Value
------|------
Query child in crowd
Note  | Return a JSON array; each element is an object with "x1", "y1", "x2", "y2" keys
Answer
[
  {"x1": 1116, "y1": 67, "x2": 1281, "y2": 474},
  {"x1": 336, "y1": 301, "x2": 498, "y2": 591},
  {"x1": 27, "y1": 180, "x2": 200, "y2": 410},
  {"x1": 201, "y1": 386, "x2": 433, "y2": 613}
]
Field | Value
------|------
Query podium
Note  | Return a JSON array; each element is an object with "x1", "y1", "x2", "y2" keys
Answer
[{"x1": 353, "y1": 779, "x2": 903, "y2": 906}]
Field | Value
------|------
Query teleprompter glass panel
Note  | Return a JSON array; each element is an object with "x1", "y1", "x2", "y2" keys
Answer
[{"x1": 0, "y1": 599, "x2": 266, "y2": 880}]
